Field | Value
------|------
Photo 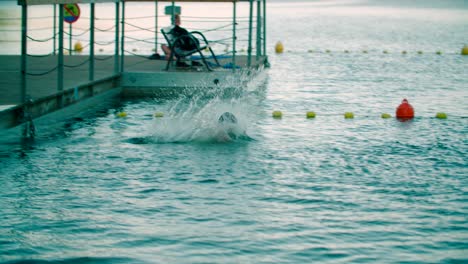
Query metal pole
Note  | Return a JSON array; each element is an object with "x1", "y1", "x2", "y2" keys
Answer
[
  {"x1": 155, "y1": 1, "x2": 158, "y2": 53},
  {"x1": 58, "y1": 4, "x2": 64, "y2": 107},
  {"x1": 263, "y1": 0, "x2": 266, "y2": 57},
  {"x1": 120, "y1": 0, "x2": 125, "y2": 72},
  {"x1": 89, "y1": 3, "x2": 95, "y2": 81},
  {"x1": 256, "y1": 0, "x2": 261, "y2": 60},
  {"x1": 114, "y1": 1, "x2": 120, "y2": 74},
  {"x1": 232, "y1": 0, "x2": 236, "y2": 71},
  {"x1": 247, "y1": 0, "x2": 253, "y2": 67},
  {"x1": 53, "y1": 4, "x2": 56, "y2": 55},
  {"x1": 171, "y1": 1, "x2": 175, "y2": 25},
  {"x1": 20, "y1": 4, "x2": 27, "y2": 105},
  {"x1": 69, "y1": 23, "x2": 72, "y2": 56}
]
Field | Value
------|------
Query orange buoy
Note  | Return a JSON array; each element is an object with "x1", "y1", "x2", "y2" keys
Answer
[{"x1": 396, "y1": 99, "x2": 414, "y2": 119}]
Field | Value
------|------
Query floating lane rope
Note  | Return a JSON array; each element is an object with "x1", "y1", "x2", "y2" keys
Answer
[
  {"x1": 116, "y1": 111, "x2": 127, "y2": 118},
  {"x1": 381, "y1": 113, "x2": 392, "y2": 119},
  {"x1": 344, "y1": 112, "x2": 354, "y2": 119},
  {"x1": 435, "y1": 112, "x2": 447, "y2": 119},
  {"x1": 462, "y1": 45, "x2": 468, "y2": 55},
  {"x1": 275, "y1": 41, "x2": 284, "y2": 54},
  {"x1": 272, "y1": 110, "x2": 283, "y2": 119},
  {"x1": 306, "y1": 111, "x2": 316, "y2": 119},
  {"x1": 265, "y1": 110, "x2": 452, "y2": 120},
  {"x1": 154, "y1": 112, "x2": 164, "y2": 118}
]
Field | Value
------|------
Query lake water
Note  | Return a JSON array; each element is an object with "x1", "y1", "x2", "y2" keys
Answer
[{"x1": 1, "y1": 0, "x2": 468, "y2": 263}]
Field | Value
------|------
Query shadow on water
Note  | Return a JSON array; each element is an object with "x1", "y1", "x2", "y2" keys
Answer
[{"x1": 0, "y1": 99, "x2": 124, "y2": 159}]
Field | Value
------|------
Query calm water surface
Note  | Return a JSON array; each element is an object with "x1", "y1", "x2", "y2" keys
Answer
[{"x1": 1, "y1": 0, "x2": 468, "y2": 263}]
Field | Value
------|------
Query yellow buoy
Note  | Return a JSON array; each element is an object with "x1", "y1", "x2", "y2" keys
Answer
[
  {"x1": 116, "y1": 112, "x2": 127, "y2": 118},
  {"x1": 272, "y1": 110, "x2": 283, "y2": 119},
  {"x1": 275, "y1": 41, "x2": 284, "y2": 54},
  {"x1": 461, "y1": 45, "x2": 468, "y2": 55},
  {"x1": 435, "y1": 112, "x2": 447, "y2": 119},
  {"x1": 74, "y1": 41, "x2": 83, "y2": 52},
  {"x1": 381, "y1": 113, "x2": 391, "y2": 119},
  {"x1": 306, "y1": 111, "x2": 316, "y2": 119},
  {"x1": 344, "y1": 112, "x2": 354, "y2": 119},
  {"x1": 154, "y1": 112, "x2": 164, "y2": 118}
]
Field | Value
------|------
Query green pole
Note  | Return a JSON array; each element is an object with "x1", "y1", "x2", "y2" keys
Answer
[
  {"x1": 69, "y1": 23, "x2": 72, "y2": 56},
  {"x1": 171, "y1": 1, "x2": 175, "y2": 25},
  {"x1": 155, "y1": 1, "x2": 158, "y2": 53},
  {"x1": 115, "y1": 1, "x2": 120, "y2": 74},
  {"x1": 89, "y1": 3, "x2": 95, "y2": 81},
  {"x1": 263, "y1": 0, "x2": 266, "y2": 57},
  {"x1": 120, "y1": 0, "x2": 125, "y2": 72},
  {"x1": 20, "y1": 3, "x2": 27, "y2": 105},
  {"x1": 58, "y1": 4, "x2": 64, "y2": 107},
  {"x1": 232, "y1": 0, "x2": 236, "y2": 71},
  {"x1": 256, "y1": 0, "x2": 261, "y2": 60},
  {"x1": 247, "y1": 0, "x2": 253, "y2": 67},
  {"x1": 53, "y1": 4, "x2": 56, "y2": 55}
]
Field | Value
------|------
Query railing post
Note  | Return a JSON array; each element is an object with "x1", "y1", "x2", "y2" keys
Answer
[
  {"x1": 232, "y1": 0, "x2": 236, "y2": 71},
  {"x1": 120, "y1": 0, "x2": 125, "y2": 72},
  {"x1": 155, "y1": 0, "x2": 158, "y2": 53},
  {"x1": 53, "y1": 4, "x2": 56, "y2": 55},
  {"x1": 247, "y1": 0, "x2": 253, "y2": 67},
  {"x1": 263, "y1": 0, "x2": 266, "y2": 57},
  {"x1": 89, "y1": 2, "x2": 95, "y2": 81},
  {"x1": 114, "y1": 1, "x2": 120, "y2": 74},
  {"x1": 58, "y1": 3, "x2": 64, "y2": 107},
  {"x1": 256, "y1": 0, "x2": 261, "y2": 60},
  {"x1": 20, "y1": 3, "x2": 27, "y2": 105}
]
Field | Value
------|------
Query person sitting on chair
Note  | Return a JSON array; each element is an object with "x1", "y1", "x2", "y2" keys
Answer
[{"x1": 161, "y1": 15, "x2": 202, "y2": 67}]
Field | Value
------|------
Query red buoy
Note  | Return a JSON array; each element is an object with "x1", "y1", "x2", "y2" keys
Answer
[{"x1": 396, "y1": 99, "x2": 414, "y2": 119}]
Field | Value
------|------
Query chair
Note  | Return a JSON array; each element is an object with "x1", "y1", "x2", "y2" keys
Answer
[{"x1": 161, "y1": 26, "x2": 220, "y2": 71}]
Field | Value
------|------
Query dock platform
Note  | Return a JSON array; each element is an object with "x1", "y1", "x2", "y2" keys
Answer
[{"x1": 0, "y1": 54, "x2": 268, "y2": 131}]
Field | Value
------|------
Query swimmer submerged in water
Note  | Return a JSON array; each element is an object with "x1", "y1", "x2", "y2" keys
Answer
[{"x1": 216, "y1": 112, "x2": 247, "y2": 142}]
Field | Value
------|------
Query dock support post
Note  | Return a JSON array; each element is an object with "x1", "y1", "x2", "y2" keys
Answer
[
  {"x1": 232, "y1": 0, "x2": 236, "y2": 71},
  {"x1": 114, "y1": 1, "x2": 120, "y2": 74},
  {"x1": 247, "y1": 0, "x2": 253, "y2": 67},
  {"x1": 120, "y1": 0, "x2": 125, "y2": 72},
  {"x1": 58, "y1": 4, "x2": 64, "y2": 108},
  {"x1": 89, "y1": 2, "x2": 95, "y2": 81},
  {"x1": 20, "y1": 3, "x2": 27, "y2": 105}
]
